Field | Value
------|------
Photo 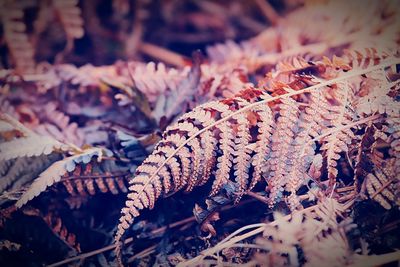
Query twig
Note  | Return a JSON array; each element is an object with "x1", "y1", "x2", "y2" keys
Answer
[
  {"x1": 247, "y1": 191, "x2": 311, "y2": 205},
  {"x1": 336, "y1": 185, "x2": 355, "y2": 193},
  {"x1": 127, "y1": 244, "x2": 157, "y2": 262},
  {"x1": 139, "y1": 42, "x2": 188, "y2": 67},
  {"x1": 47, "y1": 217, "x2": 195, "y2": 267},
  {"x1": 124, "y1": 3, "x2": 144, "y2": 58},
  {"x1": 338, "y1": 193, "x2": 356, "y2": 203},
  {"x1": 253, "y1": 0, "x2": 281, "y2": 25},
  {"x1": 371, "y1": 177, "x2": 396, "y2": 199},
  {"x1": 377, "y1": 219, "x2": 400, "y2": 234},
  {"x1": 48, "y1": 237, "x2": 134, "y2": 267},
  {"x1": 246, "y1": 191, "x2": 269, "y2": 205},
  {"x1": 348, "y1": 251, "x2": 400, "y2": 267},
  {"x1": 195, "y1": 1, "x2": 266, "y2": 33}
]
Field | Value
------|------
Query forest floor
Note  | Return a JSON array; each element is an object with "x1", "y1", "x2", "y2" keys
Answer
[{"x1": 0, "y1": 0, "x2": 400, "y2": 266}]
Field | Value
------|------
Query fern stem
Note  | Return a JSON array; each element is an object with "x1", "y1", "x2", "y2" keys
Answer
[
  {"x1": 253, "y1": 0, "x2": 280, "y2": 25},
  {"x1": 246, "y1": 191, "x2": 269, "y2": 205},
  {"x1": 218, "y1": 223, "x2": 268, "y2": 245},
  {"x1": 228, "y1": 243, "x2": 267, "y2": 250},
  {"x1": 139, "y1": 42, "x2": 188, "y2": 67},
  {"x1": 61, "y1": 172, "x2": 130, "y2": 181},
  {"x1": 309, "y1": 114, "x2": 381, "y2": 143}
]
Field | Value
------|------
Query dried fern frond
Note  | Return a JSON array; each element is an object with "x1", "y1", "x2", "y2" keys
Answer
[
  {"x1": 0, "y1": 155, "x2": 57, "y2": 194},
  {"x1": 255, "y1": 0, "x2": 400, "y2": 53},
  {"x1": 0, "y1": 113, "x2": 34, "y2": 137},
  {"x1": 0, "y1": 0, "x2": 35, "y2": 72},
  {"x1": 0, "y1": 113, "x2": 70, "y2": 161},
  {"x1": 365, "y1": 160, "x2": 399, "y2": 210},
  {"x1": 114, "y1": 52, "x2": 400, "y2": 264},
  {"x1": 61, "y1": 162, "x2": 129, "y2": 196},
  {"x1": 355, "y1": 77, "x2": 399, "y2": 117},
  {"x1": 34, "y1": 103, "x2": 85, "y2": 146},
  {"x1": 206, "y1": 39, "x2": 264, "y2": 72},
  {"x1": 16, "y1": 147, "x2": 104, "y2": 208},
  {"x1": 0, "y1": 240, "x2": 21, "y2": 252},
  {"x1": 319, "y1": 80, "x2": 357, "y2": 186},
  {"x1": 130, "y1": 62, "x2": 189, "y2": 103},
  {"x1": 179, "y1": 198, "x2": 348, "y2": 267},
  {"x1": 0, "y1": 135, "x2": 70, "y2": 162},
  {"x1": 53, "y1": 0, "x2": 84, "y2": 54},
  {"x1": 255, "y1": 198, "x2": 352, "y2": 267},
  {"x1": 43, "y1": 211, "x2": 81, "y2": 253}
]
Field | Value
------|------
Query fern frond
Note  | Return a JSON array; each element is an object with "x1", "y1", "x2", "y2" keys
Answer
[
  {"x1": 0, "y1": 120, "x2": 15, "y2": 135},
  {"x1": 61, "y1": 163, "x2": 129, "y2": 196},
  {"x1": 0, "y1": 240, "x2": 21, "y2": 252},
  {"x1": 0, "y1": 155, "x2": 58, "y2": 194},
  {"x1": 130, "y1": 62, "x2": 188, "y2": 103},
  {"x1": 32, "y1": 102, "x2": 86, "y2": 146},
  {"x1": 0, "y1": 1, "x2": 35, "y2": 72},
  {"x1": 250, "y1": 103, "x2": 273, "y2": 191},
  {"x1": 53, "y1": 0, "x2": 84, "y2": 52},
  {"x1": 0, "y1": 135, "x2": 69, "y2": 161},
  {"x1": 256, "y1": 198, "x2": 352, "y2": 267},
  {"x1": 0, "y1": 113, "x2": 70, "y2": 161},
  {"x1": 320, "y1": 81, "x2": 357, "y2": 186},
  {"x1": 268, "y1": 98, "x2": 300, "y2": 206},
  {"x1": 342, "y1": 48, "x2": 391, "y2": 70},
  {"x1": 0, "y1": 113, "x2": 33, "y2": 137},
  {"x1": 355, "y1": 70, "x2": 400, "y2": 117},
  {"x1": 0, "y1": 159, "x2": 12, "y2": 177},
  {"x1": 16, "y1": 148, "x2": 104, "y2": 208},
  {"x1": 365, "y1": 160, "x2": 399, "y2": 210},
  {"x1": 363, "y1": 106, "x2": 400, "y2": 209},
  {"x1": 115, "y1": 54, "x2": 400, "y2": 264},
  {"x1": 182, "y1": 198, "x2": 350, "y2": 267},
  {"x1": 43, "y1": 211, "x2": 81, "y2": 253},
  {"x1": 206, "y1": 40, "x2": 263, "y2": 72}
]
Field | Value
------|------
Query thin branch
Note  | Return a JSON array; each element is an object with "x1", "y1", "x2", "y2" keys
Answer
[
  {"x1": 371, "y1": 177, "x2": 396, "y2": 199},
  {"x1": 246, "y1": 191, "x2": 269, "y2": 205},
  {"x1": 253, "y1": 0, "x2": 281, "y2": 25},
  {"x1": 349, "y1": 251, "x2": 400, "y2": 267},
  {"x1": 127, "y1": 244, "x2": 157, "y2": 262},
  {"x1": 139, "y1": 42, "x2": 188, "y2": 67},
  {"x1": 48, "y1": 237, "x2": 133, "y2": 267},
  {"x1": 47, "y1": 216, "x2": 195, "y2": 267},
  {"x1": 336, "y1": 186, "x2": 355, "y2": 193},
  {"x1": 310, "y1": 114, "x2": 381, "y2": 143}
]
